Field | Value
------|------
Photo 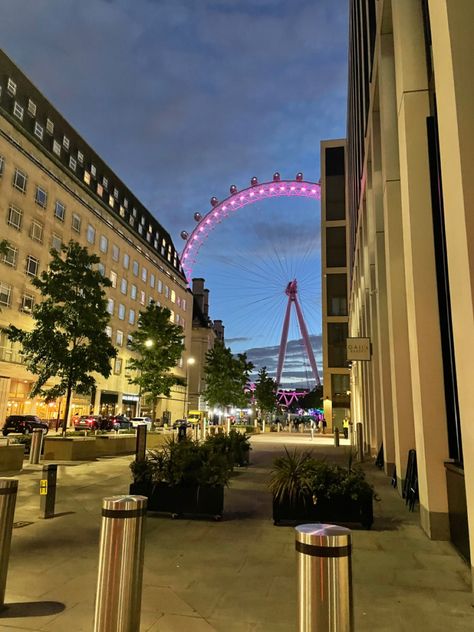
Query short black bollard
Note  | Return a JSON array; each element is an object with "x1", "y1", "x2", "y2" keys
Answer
[
  {"x1": 0, "y1": 479, "x2": 18, "y2": 609},
  {"x1": 40, "y1": 464, "x2": 57, "y2": 519},
  {"x1": 334, "y1": 427, "x2": 340, "y2": 447},
  {"x1": 135, "y1": 424, "x2": 147, "y2": 462}
]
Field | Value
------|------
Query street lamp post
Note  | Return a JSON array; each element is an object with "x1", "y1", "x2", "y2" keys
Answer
[{"x1": 184, "y1": 357, "x2": 195, "y2": 418}]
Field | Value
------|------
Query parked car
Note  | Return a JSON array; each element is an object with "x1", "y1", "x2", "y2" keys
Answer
[
  {"x1": 107, "y1": 414, "x2": 132, "y2": 430},
  {"x1": 74, "y1": 415, "x2": 118, "y2": 432},
  {"x1": 130, "y1": 416, "x2": 152, "y2": 429},
  {"x1": 2, "y1": 415, "x2": 49, "y2": 436}
]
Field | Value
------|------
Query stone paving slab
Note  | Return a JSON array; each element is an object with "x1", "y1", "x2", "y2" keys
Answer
[{"x1": 0, "y1": 434, "x2": 473, "y2": 631}]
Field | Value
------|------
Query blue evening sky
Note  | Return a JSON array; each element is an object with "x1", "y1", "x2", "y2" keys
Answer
[{"x1": 0, "y1": 0, "x2": 349, "y2": 387}]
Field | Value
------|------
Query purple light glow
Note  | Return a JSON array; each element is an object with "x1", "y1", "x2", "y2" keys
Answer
[{"x1": 180, "y1": 178, "x2": 321, "y2": 281}]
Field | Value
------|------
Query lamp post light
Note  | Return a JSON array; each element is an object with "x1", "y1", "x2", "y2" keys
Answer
[
  {"x1": 184, "y1": 357, "x2": 195, "y2": 417},
  {"x1": 137, "y1": 338, "x2": 154, "y2": 417}
]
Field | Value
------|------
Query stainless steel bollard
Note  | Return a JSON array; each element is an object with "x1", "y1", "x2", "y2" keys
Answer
[
  {"x1": 296, "y1": 524, "x2": 353, "y2": 631},
  {"x1": 356, "y1": 423, "x2": 364, "y2": 462},
  {"x1": 94, "y1": 495, "x2": 147, "y2": 632},
  {"x1": 334, "y1": 428, "x2": 340, "y2": 448},
  {"x1": 29, "y1": 428, "x2": 43, "y2": 465},
  {"x1": 0, "y1": 479, "x2": 18, "y2": 608}
]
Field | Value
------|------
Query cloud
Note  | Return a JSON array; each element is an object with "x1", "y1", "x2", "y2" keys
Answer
[{"x1": 226, "y1": 336, "x2": 252, "y2": 343}]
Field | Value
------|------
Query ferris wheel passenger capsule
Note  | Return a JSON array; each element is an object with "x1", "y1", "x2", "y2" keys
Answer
[
  {"x1": 251, "y1": 176, "x2": 258, "y2": 186},
  {"x1": 296, "y1": 172, "x2": 304, "y2": 181},
  {"x1": 273, "y1": 172, "x2": 281, "y2": 182},
  {"x1": 193, "y1": 212, "x2": 202, "y2": 222},
  {"x1": 180, "y1": 230, "x2": 189, "y2": 240},
  {"x1": 230, "y1": 184, "x2": 238, "y2": 194},
  {"x1": 210, "y1": 197, "x2": 219, "y2": 207}
]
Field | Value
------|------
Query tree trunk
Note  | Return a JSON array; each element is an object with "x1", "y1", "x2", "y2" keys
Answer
[{"x1": 62, "y1": 382, "x2": 73, "y2": 435}]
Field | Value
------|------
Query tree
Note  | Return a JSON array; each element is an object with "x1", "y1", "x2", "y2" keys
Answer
[
  {"x1": 203, "y1": 343, "x2": 254, "y2": 411},
  {"x1": 254, "y1": 366, "x2": 277, "y2": 420},
  {"x1": 6, "y1": 241, "x2": 116, "y2": 433},
  {"x1": 127, "y1": 301, "x2": 185, "y2": 421},
  {"x1": 299, "y1": 385, "x2": 323, "y2": 410},
  {"x1": 0, "y1": 240, "x2": 7, "y2": 256}
]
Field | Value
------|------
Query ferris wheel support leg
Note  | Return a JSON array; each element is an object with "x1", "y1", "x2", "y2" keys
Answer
[
  {"x1": 276, "y1": 297, "x2": 293, "y2": 387},
  {"x1": 294, "y1": 296, "x2": 321, "y2": 386}
]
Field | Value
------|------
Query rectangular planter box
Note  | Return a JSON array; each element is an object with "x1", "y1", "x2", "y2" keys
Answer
[
  {"x1": 95, "y1": 434, "x2": 136, "y2": 456},
  {"x1": 130, "y1": 481, "x2": 224, "y2": 519},
  {"x1": 43, "y1": 437, "x2": 97, "y2": 461},
  {"x1": 273, "y1": 493, "x2": 373, "y2": 529},
  {"x1": 146, "y1": 433, "x2": 169, "y2": 450},
  {"x1": 0, "y1": 445, "x2": 25, "y2": 472}
]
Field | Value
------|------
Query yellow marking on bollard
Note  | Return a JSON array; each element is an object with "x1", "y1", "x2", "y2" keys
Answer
[{"x1": 39, "y1": 480, "x2": 48, "y2": 495}]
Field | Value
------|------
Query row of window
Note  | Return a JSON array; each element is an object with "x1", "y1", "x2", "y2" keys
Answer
[
  {"x1": 2, "y1": 80, "x2": 181, "y2": 271},
  {"x1": 4, "y1": 213, "x2": 63, "y2": 252},
  {"x1": 0, "y1": 281, "x2": 35, "y2": 312},
  {"x1": 106, "y1": 296, "x2": 184, "y2": 328}
]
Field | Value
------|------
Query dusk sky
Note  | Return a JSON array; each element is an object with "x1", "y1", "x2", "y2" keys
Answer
[{"x1": 0, "y1": 0, "x2": 349, "y2": 388}]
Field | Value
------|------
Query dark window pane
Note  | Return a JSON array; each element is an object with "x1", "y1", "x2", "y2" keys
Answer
[
  {"x1": 327, "y1": 323, "x2": 348, "y2": 368},
  {"x1": 326, "y1": 227, "x2": 347, "y2": 268},
  {"x1": 326, "y1": 175, "x2": 346, "y2": 220},
  {"x1": 327, "y1": 273, "x2": 347, "y2": 316}
]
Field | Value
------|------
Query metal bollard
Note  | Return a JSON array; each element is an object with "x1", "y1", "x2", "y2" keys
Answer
[
  {"x1": 356, "y1": 423, "x2": 364, "y2": 462},
  {"x1": 0, "y1": 479, "x2": 18, "y2": 608},
  {"x1": 135, "y1": 424, "x2": 147, "y2": 462},
  {"x1": 334, "y1": 428, "x2": 340, "y2": 448},
  {"x1": 296, "y1": 524, "x2": 353, "y2": 631},
  {"x1": 29, "y1": 428, "x2": 43, "y2": 465},
  {"x1": 94, "y1": 495, "x2": 147, "y2": 632},
  {"x1": 40, "y1": 464, "x2": 57, "y2": 519}
]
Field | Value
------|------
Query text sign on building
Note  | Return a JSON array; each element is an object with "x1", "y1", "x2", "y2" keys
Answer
[{"x1": 346, "y1": 337, "x2": 371, "y2": 361}]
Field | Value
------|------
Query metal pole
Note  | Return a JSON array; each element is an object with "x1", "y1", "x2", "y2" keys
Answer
[
  {"x1": 135, "y1": 425, "x2": 147, "y2": 462},
  {"x1": 29, "y1": 428, "x2": 43, "y2": 465},
  {"x1": 356, "y1": 423, "x2": 364, "y2": 463},
  {"x1": 0, "y1": 478, "x2": 18, "y2": 609},
  {"x1": 296, "y1": 523, "x2": 353, "y2": 632},
  {"x1": 40, "y1": 464, "x2": 57, "y2": 519},
  {"x1": 94, "y1": 495, "x2": 147, "y2": 632},
  {"x1": 334, "y1": 428, "x2": 340, "y2": 448}
]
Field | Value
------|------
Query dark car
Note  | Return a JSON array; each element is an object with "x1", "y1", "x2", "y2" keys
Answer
[
  {"x1": 2, "y1": 414, "x2": 49, "y2": 436},
  {"x1": 107, "y1": 414, "x2": 132, "y2": 430},
  {"x1": 74, "y1": 415, "x2": 118, "y2": 432}
]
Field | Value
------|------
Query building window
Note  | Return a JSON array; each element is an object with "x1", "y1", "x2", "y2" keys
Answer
[
  {"x1": 120, "y1": 278, "x2": 127, "y2": 295},
  {"x1": 86, "y1": 224, "x2": 95, "y2": 244},
  {"x1": 63, "y1": 135, "x2": 70, "y2": 150},
  {"x1": 72, "y1": 213, "x2": 81, "y2": 233},
  {"x1": 116, "y1": 330, "x2": 123, "y2": 346},
  {"x1": 130, "y1": 284, "x2": 137, "y2": 300},
  {"x1": 169, "y1": 310, "x2": 174, "y2": 323},
  {"x1": 77, "y1": 151, "x2": 84, "y2": 164},
  {"x1": 113, "y1": 187, "x2": 119, "y2": 200},
  {"x1": 54, "y1": 200, "x2": 65, "y2": 221},
  {"x1": 113, "y1": 358, "x2": 122, "y2": 375},
  {"x1": 98, "y1": 263, "x2": 105, "y2": 276},
  {"x1": 123, "y1": 253, "x2": 130, "y2": 269},
  {"x1": 0, "y1": 282, "x2": 12, "y2": 307},
  {"x1": 327, "y1": 322, "x2": 348, "y2": 368},
  {"x1": 27, "y1": 99, "x2": 37, "y2": 116},
  {"x1": 164, "y1": 285, "x2": 169, "y2": 299},
  {"x1": 108, "y1": 195, "x2": 114, "y2": 208},
  {"x1": 170, "y1": 289, "x2": 176, "y2": 303},
  {"x1": 326, "y1": 274, "x2": 348, "y2": 316},
  {"x1": 2, "y1": 243, "x2": 17, "y2": 268},
  {"x1": 7, "y1": 205, "x2": 22, "y2": 230},
  {"x1": 132, "y1": 260, "x2": 139, "y2": 277},
  {"x1": 157, "y1": 279, "x2": 163, "y2": 293},
  {"x1": 46, "y1": 118, "x2": 54, "y2": 134},
  {"x1": 30, "y1": 220, "x2": 43, "y2": 243},
  {"x1": 51, "y1": 233, "x2": 62, "y2": 251},
  {"x1": 110, "y1": 271, "x2": 117, "y2": 288},
  {"x1": 12, "y1": 168, "x2": 27, "y2": 193},
  {"x1": 20, "y1": 293, "x2": 34, "y2": 313},
  {"x1": 326, "y1": 227, "x2": 347, "y2": 268},
  {"x1": 99, "y1": 235, "x2": 108, "y2": 253},
  {"x1": 90, "y1": 164, "x2": 96, "y2": 177},
  {"x1": 107, "y1": 298, "x2": 114, "y2": 315},
  {"x1": 105, "y1": 326, "x2": 112, "y2": 338},
  {"x1": 7, "y1": 78, "x2": 16, "y2": 96},
  {"x1": 52, "y1": 140, "x2": 61, "y2": 157},
  {"x1": 26, "y1": 255, "x2": 39, "y2": 277},
  {"x1": 118, "y1": 304, "x2": 125, "y2": 320},
  {"x1": 0, "y1": 155, "x2": 4, "y2": 176},
  {"x1": 182, "y1": 298, "x2": 186, "y2": 311},
  {"x1": 112, "y1": 244, "x2": 119, "y2": 262},
  {"x1": 127, "y1": 334, "x2": 133, "y2": 348},
  {"x1": 150, "y1": 273, "x2": 155, "y2": 289},
  {"x1": 34, "y1": 122, "x2": 43, "y2": 140},
  {"x1": 97, "y1": 183, "x2": 103, "y2": 197},
  {"x1": 83, "y1": 171, "x2": 91, "y2": 185},
  {"x1": 102, "y1": 176, "x2": 108, "y2": 190},
  {"x1": 13, "y1": 102, "x2": 24, "y2": 121},
  {"x1": 128, "y1": 309, "x2": 135, "y2": 325},
  {"x1": 35, "y1": 186, "x2": 47, "y2": 208},
  {"x1": 139, "y1": 290, "x2": 146, "y2": 305},
  {"x1": 69, "y1": 156, "x2": 77, "y2": 171},
  {"x1": 141, "y1": 267, "x2": 147, "y2": 283}
]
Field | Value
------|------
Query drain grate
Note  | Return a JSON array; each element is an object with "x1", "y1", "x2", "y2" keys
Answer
[{"x1": 13, "y1": 521, "x2": 34, "y2": 529}]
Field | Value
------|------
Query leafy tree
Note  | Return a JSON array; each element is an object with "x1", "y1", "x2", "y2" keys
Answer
[
  {"x1": 299, "y1": 385, "x2": 323, "y2": 410},
  {"x1": 127, "y1": 302, "x2": 185, "y2": 421},
  {"x1": 254, "y1": 366, "x2": 277, "y2": 419},
  {"x1": 6, "y1": 241, "x2": 116, "y2": 433},
  {"x1": 0, "y1": 240, "x2": 8, "y2": 256},
  {"x1": 203, "y1": 343, "x2": 254, "y2": 411}
]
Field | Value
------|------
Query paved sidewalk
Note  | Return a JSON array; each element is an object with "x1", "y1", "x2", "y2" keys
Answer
[{"x1": 0, "y1": 434, "x2": 473, "y2": 631}]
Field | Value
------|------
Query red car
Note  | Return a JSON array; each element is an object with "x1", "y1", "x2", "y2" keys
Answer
[{"x1": 74, "y1": 415, "x2": 118, "y2": 432}]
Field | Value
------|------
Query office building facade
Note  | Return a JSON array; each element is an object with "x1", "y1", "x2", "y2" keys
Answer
[
  {"x1": 0, "y1": 50, "x2": 192, "y2": 425},
  {"x1": 343, "y1": 0, "x2": 474, "y2": 579}
]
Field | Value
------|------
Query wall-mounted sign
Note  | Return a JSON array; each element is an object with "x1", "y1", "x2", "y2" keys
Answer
[{"x1": 346, "y1": 337, "x2": 371, "y2": 361}]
